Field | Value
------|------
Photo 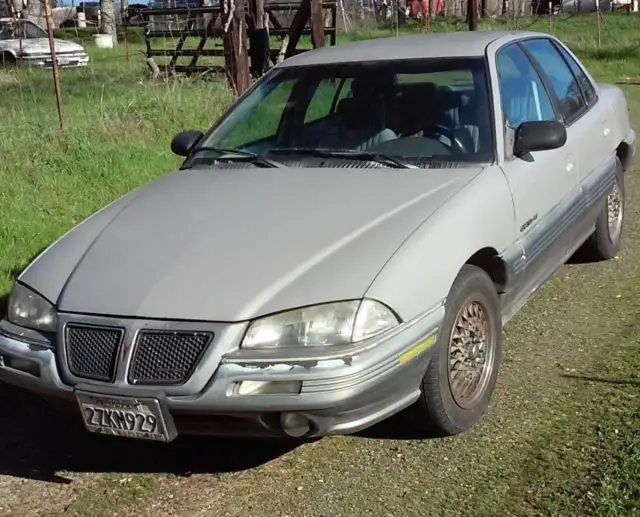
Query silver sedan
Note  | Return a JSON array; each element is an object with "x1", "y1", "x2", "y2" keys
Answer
[{"x1": 0, "y1": 30, "x2": 635, "y2": 442}]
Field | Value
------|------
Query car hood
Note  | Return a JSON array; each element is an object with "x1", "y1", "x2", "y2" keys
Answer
[
  {"x1": 20, "y1": 165, "x2": 483, "y2": 322},
  {"x1": 1, "y1": 38, "x2": 86, "y2": 55}
]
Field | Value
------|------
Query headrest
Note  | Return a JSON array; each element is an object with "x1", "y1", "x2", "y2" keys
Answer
[
  {"x1": 434, "y1": 87, "x2": 466, "y2": 111},
  {"x1": 336, "y1": 97, "x2": 385, "y2": 128},
  {"x1": 351, "y1": 73, "x2": 396, "y2": 98}
]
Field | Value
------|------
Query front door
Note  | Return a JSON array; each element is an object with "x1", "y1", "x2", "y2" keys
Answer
[
  {"x1": 494, "y1": 41, "x2": 579, "y2": 316},
  {"x1": 519, "y1": 37, "x2": 608, "y2": 185}
]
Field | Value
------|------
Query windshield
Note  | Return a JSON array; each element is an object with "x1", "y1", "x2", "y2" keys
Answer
[
  {"x1": 193, "y1": 57, "x2": 495, "y2": 166},
  {"x1": 0, "y1": 20, "x2": 48, "y2": 40}
]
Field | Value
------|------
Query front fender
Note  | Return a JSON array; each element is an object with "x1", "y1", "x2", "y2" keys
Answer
[
  {"x1": 17, "y1": 184, "x2": 150, "y2": 305},
  {"x1": 365, "y1": 165, "x2": 516, "y2": 322}
]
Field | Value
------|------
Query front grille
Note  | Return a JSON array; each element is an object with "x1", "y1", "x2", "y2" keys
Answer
[
  {"x1": 65, "y1": 324, "x2": 124, "y2": 382},
  {"x1": 128, "y1": 330, "x2": 213, "y2": 385}
]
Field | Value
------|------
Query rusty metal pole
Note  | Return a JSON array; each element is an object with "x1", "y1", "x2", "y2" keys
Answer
[
  {"x1": 44, "y1": 0, "x2": 64, "y2": 130},
  {"x1": 18, "y1": 18, "x2": 23, "y2": 62},
  {"x1": 123, "y1": 6, "x2": 130, "y2": 70},
  {"x1": 596, "y1": 0, "x2": 602, "y2": 47},
  {"x1": 124, "y1": 29, "x2": 130, "y2": 70}
]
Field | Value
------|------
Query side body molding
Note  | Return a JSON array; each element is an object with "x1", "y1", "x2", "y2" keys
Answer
[{"x1": 498, "y1": 153, "x2": 618, "y2": 323}]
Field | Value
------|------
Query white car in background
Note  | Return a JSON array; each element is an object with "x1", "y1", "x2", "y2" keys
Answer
[{"x1": 0, "y1": 18, "x2": 89, "y2": 67}]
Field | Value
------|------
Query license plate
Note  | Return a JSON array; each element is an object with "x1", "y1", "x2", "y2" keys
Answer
[
  {"x1": 74, "y1": 391, "x2": 177, "y2": 442},
  {"x1": 45, "y1": 59, "x2": 76, "y2": 66}
]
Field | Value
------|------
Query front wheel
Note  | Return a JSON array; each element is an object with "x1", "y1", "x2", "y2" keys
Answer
[
  {"x1": 404, "y1": 264, "x2": 502, "y2": 436},
  {"x1": 0, "y1": 52, "x2": 16, "y2": 67}
]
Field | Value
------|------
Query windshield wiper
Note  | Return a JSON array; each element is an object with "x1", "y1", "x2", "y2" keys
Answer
[
  {"x1": 265, "y1": 148, "x2": 412, "y2": 169},
  {"x1": 185, "y1": 146, "x2": 282, "y2": 168}
]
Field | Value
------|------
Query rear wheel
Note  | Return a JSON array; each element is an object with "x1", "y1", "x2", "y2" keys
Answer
[
  {"x1": 405, "y1": 264, "x2": 502, "y2": 436},
  {"x1": 581, "y1": 157, "x2": 625, "y2": 261}
]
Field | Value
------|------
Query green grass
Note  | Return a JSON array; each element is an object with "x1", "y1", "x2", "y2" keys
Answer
[
  {"x1": 0, "y1": 48, "x2": 233, "y2": 303},
  {"x1": 498, "y1": 307, "x2": 640, "y2": 517},
  {"x1": 1, "y1": 13, "x2": 640, "y2": 516}
]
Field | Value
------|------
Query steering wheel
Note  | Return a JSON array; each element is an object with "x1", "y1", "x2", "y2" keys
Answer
[{"x1": 422, "y1": 123, "x2": 468, "y2": 155}]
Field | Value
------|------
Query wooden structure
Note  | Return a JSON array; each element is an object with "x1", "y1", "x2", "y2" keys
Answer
[{"x1": 141, "y1": 0, "x2": 337, "y2": 94}]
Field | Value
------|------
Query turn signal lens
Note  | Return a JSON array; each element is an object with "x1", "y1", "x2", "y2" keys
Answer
[{"x1": 232, "y1": 380, "x2": 302, "y2": 396}]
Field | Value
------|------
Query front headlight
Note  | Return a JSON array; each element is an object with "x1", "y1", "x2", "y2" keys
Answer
[
  {"x1": 7, "y1": 283, "x2": 58, "y2": 332},
  {"x1": 241, "y1": 299, "x2": 400, "y2": 349}
]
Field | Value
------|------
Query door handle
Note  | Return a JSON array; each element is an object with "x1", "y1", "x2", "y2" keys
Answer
[
  {"x1": 566, "y1": 162, "x2": 575, "y2": 172},
  {"x1": 603, "y1": 127, "x2": 611, "y2": 137}
]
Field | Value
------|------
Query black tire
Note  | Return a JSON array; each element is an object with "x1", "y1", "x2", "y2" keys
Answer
[
  {"x1": 581, "y1": 157, "x2": 625, "y2": 261},
  {"x1": 404, "y1": 264, "x2": 502, "y2": 436}
]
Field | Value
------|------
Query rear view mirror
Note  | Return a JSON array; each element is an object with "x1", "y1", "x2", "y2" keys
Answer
[
  {"x1": 171, "y1": 130, "x2": 203, "y2": 157},
  {"x1": 513, "y1": 120, "x2": 567, "y2": 157}
]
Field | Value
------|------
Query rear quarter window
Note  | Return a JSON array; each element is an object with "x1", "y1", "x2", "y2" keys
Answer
[{"x1": 552, "y1": 41, "x2": 598, "y2": 106}]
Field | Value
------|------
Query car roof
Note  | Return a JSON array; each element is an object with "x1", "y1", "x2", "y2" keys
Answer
[{"x1": 278, "y1": 30, "x2": 549, "y2": 68}]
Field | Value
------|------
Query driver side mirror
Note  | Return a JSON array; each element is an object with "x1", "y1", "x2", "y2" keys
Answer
[
  {"x1": 171, "y1": 130, "x2": 204, "y2": 157},
  {"x1": 513, "y1": 120, "x2": 567, "y2": 157}
]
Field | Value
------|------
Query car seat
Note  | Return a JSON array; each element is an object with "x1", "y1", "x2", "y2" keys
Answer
[{"x1": 334, "y1": 95, "x2": 397, "y2": 151}]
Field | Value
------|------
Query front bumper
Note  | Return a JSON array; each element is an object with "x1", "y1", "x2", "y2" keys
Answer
[
  {"x1": 19, "y1": 53, "x2": 90, "y2": 68},
  {"x1": 0, "y1": 304, "x2": 443, "y2": 439}
]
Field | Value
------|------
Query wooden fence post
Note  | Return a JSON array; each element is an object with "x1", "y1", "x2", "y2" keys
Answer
[
  {"x1": 310, "y1": 0, "x2": 325, "y2": 48},
  {"x1": 222, "y1": 0, "x2": 251, "y2": 96},
  {"x1": 468, "y1": 0, "x2": 477, "y2": 29}
]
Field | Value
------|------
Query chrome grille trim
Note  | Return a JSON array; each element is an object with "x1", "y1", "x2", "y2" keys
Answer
[
  {"x1": 64, "y1": 323, "x2": 125, "y2": 382},
  {"x1": 56, "y1": 312, "x2": 243, "y2": 395},
  {"x1": 128, "y1": 330, "x2": 214, "y2": 386}
]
